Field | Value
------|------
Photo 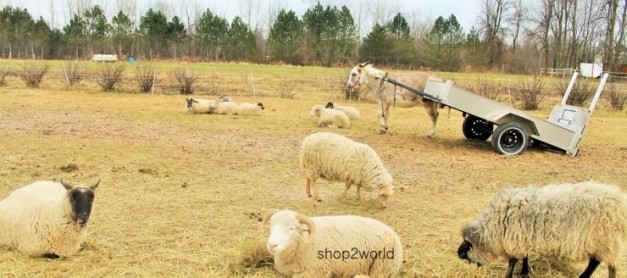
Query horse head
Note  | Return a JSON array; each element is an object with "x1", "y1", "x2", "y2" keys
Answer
[{"x1": 345, "y1": 62, "x2": 386, "y2": 92}]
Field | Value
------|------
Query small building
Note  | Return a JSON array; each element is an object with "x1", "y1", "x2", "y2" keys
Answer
[{"x1": 92, "y1": 54, "x2": 118, "y2": 62}]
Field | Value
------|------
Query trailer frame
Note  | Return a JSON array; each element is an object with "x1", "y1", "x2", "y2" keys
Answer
[{"x1": 381, "y1": 72, "x2": 609, "y2": 156}]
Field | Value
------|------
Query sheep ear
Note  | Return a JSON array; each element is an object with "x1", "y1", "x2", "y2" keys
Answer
[
  {"x1": 61, "y1": 179, "x2": 73, "y2": 190},
  {"x1": 89, "y1": 179, "x2": 100, "y2": 190},
  {"x1": 261, "y1": 209, "x2": 280, "y2": 228},
  {"x1": 295, "y1": 213, "x2": 316, "y2": 244}
]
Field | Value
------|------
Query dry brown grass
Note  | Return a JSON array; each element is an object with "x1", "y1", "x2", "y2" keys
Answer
[{"x1": 0, "y1": 63, "x2": 626, "y2": 278}]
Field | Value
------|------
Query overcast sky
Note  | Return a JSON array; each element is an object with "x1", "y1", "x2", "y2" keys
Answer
[{"x1": 2, "y1": 0, "x2": 481, "y2": 34}]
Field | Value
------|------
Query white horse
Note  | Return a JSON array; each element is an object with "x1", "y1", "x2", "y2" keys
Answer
[{"x1": 345, "y1": 62, "x2": 439, "y2": 137}]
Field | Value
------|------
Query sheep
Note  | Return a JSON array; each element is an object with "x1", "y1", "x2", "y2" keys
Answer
[
  {"x1": 235, "y1": 102, "x2": 265, "y2": 116},
  {"x1": 212, "y1": 101, "x2": 238, "y2": 115},
  {"x1": 299, "y1": 132, "x2": 394, "y2": 208},
  {"x1": 263, "y1": 209, "x2": 403, "y2": 277},
  {"x1": 0, "y1": 179, "x2": 100, "y2": 258},
  {"x1": 218, "y1": 95, "x2": 233, "y2": 102},
  {"x1": 325, "y1": 101, "x2": 361, "y2": 120},
  {"x1": 457, "y1": 180, "x2": 627, "y2": 278},
  {"x1": 185, "y1": 97, "x2": 215, "y2": 114},
  {"x1": 309, "y1": 104, "x2": 350, "y2": 128}
]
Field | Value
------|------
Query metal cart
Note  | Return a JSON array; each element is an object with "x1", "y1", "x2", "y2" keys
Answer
[{"x1": 382, "y1": 72, "x2": 609, "y2": 156}]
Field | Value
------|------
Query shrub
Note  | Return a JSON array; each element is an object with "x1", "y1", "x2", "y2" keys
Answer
[
  {"x1": 557, "y1": 78, "x2": 593, "y2": 106},
  {"x1": 605, "y1": 83, "x2": 627, "y2": 111},
  {"x1": 172, "y1": 68, "x2": 199, "y2": 95},
  {"x1": 460, "y1": 77, "x2": 501, "y2": 101},
  {"x1": 62, "y1": 62, "x2": 85, "y2": 89},
  {"x1": 18, "y1": 64, "x2": 49, "y2": 88},
  {"x1": 513, "y1": 76, "x2": 546, "y2": 110},
  {"x1": 0, "y1": 67, "x2": 12, "y2": 86},
  {"x1": 95, "y1": 64, "x2": 125, "y2": 91},
  {"x1": 135, "y1": 65, "x2": 156, "y2": 93}
]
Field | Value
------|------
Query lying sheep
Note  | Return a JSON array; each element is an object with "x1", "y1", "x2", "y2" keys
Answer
[
  {"x1": 325, "y1": 101, "x2": 361, "y2": 120},
  {"x1": 212, "y1": 101, "x2": 238, "y2": 115},
  {"x1": 300, "y1": 132, "x2": 394, "y2": 208},
  {"x1": 185, "y1": 98, "x2": 215, "y2": 114},
  {"x1": 236, "y1": 102, "x2": 265, "y2": 116},
  {"x1": 458, "y1": 180, "x2": 627, "y2": 278},
  {"x1": 0, "y1": 179, "x2": 100, "y2": 258},
  {"x1": 309, "y1": 104, "x2": 350, "y2": 128},
  {"x1": 263, "y1": 209, "x2": 403, "y2": 277}
]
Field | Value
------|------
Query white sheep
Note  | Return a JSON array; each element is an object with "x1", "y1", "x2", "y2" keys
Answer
[
  {"x1": 458, "y1": 180, "x2": 627, "y2": 278},
  {"x1": 235, "y1": 102, "x2": 265, "y2": 116},
  {"x1": 325, "y1": 101, "x2": 361, "y2": 120},
  {"x1": 263, "y1": 209, "x2": 403, "y2": 277},
  {"x1": 309, "y1": 104, "x2": 350, "y2": 128},
  {"x1": 0, "y1": 179, "x2": 100, "y2": 258},
  {"x1": 299, "y1": 132, "x2": 394, "y2": 208},
  {"x1": 212, "y1": 101, "x2": 238, "y2": 115},
  {"x1": 185, "y1": 97, "x2": 215, "y2": 114}
]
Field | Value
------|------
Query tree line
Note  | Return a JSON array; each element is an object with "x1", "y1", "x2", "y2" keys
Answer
[{"x1": 0, "y1": 0, "x2": 625, "y2": 73}]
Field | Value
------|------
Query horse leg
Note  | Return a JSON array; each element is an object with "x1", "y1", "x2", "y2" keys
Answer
[
  {"x1": 423, "y1": 100, "x2": 439, "y2": 137},
  {"x1": 377, "y1": 98, "x2": 390, "y2": 134}
]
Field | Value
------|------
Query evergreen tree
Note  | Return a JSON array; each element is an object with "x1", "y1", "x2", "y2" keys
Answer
[
  {"x1": 360, "y1": 24, "x2": 390, "y2": 64},
  {"x1": 111, "y1": 11, "x2": 134, "y2": 58},
  {"x1": 225, "y1": 16, "x2": 258, "y2": 61},
  {"x1": 138, "y1": 9, "x2": 169, "y2": 58},
  {"x1": 195, "y1": 9, "x2": 228, "y2": 60},
  {"x1": 267, "y1": 9, "x2": 303, "y2": 64}
]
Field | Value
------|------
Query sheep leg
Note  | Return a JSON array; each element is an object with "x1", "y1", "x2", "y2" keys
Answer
[
  {"x1": 520, "y1": 257, "x2": 530, "y2": 276},
  {"x1": 505, "y1": 257, "x2": 517, "y2": 278},
  {"x1": 578, "y1": 257, "x2": 600, "y2": 278},
  {"x1": 608, "y1": 265, "x2": 616, "y2": 278},
  {"x1": 306, "y1": 177, "x2": 312, "y2": 197},
  {"x1": 307, "y1": 178, "x2": 322, "y2": 202},
  {"x1": 356, "y1": 185, "x2": 361, "y2": 200},
  {"x1": 423, "y1": 100, "x2": 439, "y2": 137},
  {"x1": 341, "y1": 181, "x2": 352, "y2": 199}
]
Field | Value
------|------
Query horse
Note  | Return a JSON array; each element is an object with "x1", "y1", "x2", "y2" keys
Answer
[{"x1": 345, "y1": 62, "x2": 439, "y2": 137}]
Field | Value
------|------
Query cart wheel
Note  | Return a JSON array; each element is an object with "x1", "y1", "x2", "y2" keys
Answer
[
  {"x1": 491, "y1": 122, "x2": 529, "y2": 155},
  {"x1": 462, "y1": 115, "x2": 493, "y2": 140}
]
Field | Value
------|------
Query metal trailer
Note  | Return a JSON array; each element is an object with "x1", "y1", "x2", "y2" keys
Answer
[{"x1": 382, "y1": 72, "x2": 610, "y2": 156}]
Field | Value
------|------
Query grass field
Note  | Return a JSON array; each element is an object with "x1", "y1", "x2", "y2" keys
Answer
[{"x1": 0, "y1": 61, "x2": 626, "y2": 277}]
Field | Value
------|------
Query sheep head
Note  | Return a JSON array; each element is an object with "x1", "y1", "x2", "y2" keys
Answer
[
  {"x1": 458, "y1": 221, "x2": 494, "y2": 267},
  {"x1": 325, "y1": 102, "x2": 335, "y2": 109},
  {"x1": 185, "y1": 98, "x2": 195, "y2": 108},
  {"x1": 256, "y1": 103, "x2": 265, "y2": 110},
  {"x1": 263, "y1": 209, "x2": 316, "y2": 256},
  {"x1": 62, "y1": 179, "x2": 99, "y2": 228},
  {"x1": 309, "y1": 105, "x2": 323, "y2": 117},
  {"x1": 377, "y1": 185, "x2": 393, "y2": 208}
]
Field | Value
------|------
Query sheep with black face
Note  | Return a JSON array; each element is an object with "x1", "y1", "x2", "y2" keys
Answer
[
  {"x1": 458, "y1": 180, "x2": 627, "y2": 278},
  {"x1": 0, "y1": 179, "x2": 99, "y2": 258}
]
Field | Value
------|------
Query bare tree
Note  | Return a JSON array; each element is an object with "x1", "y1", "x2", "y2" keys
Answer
[
  {"x1": 508, "y1": 0, "x2": 528, "y2": 52},
  {"x1": 479, "y1": 0, "x2": 513, "y2": 67}
]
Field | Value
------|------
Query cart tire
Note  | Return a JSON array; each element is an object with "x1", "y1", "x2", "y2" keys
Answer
[
  {"x1": 462, "y1": 115, "x2": 493, "y2": 140},
  {"x1": 491, "y1": 122, "x2": 529, "y2": 155}
]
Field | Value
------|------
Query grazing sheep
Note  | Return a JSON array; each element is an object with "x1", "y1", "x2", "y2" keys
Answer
[
  {"x1": 458, "y1": 180, "x2": 627, "y2": 278},
  {"x1": 0, "y1": 179, "x2": 100, "y2": 258},
  {"x1": 185, "y1": 98, "x2": 215, "y2": 114},
  {"x1": 236, "y1": 102, "x2": 265, "y2": 116},
  {"x1": 325, "y1": 101, "x2": 361, "y2": 120},
  {"x1": 263, "y1": 209, "x2": 403, "y2": 277},
  {"x1": 309, "y1": 104, "x2": 350, "y2": 128},
  {"x1": 213, "y1": 101, "x2": 238, "y2": 115},
  {"x1": 299, "y1": 132, "x2": 394, "y2": 208}
]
